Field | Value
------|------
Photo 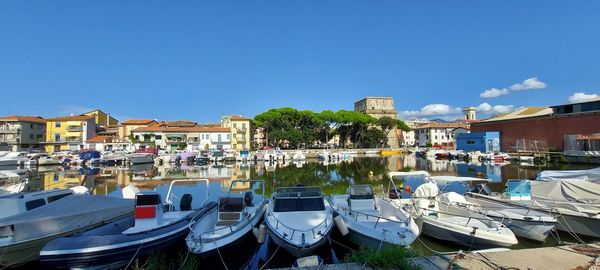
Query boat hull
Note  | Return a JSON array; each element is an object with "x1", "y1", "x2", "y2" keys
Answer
[
  {"x1": 267, "y1": 227, "x2": 331, "y2": 258},
  {"x1": 490, "y1": 216, "x2": 554, "y2": 242},
  {"x1": 556, "y1": 213, "x2": 600, "y2": 238},
  {"x1": 419, "y1": 218, "x2": 517, "y2": 249}
]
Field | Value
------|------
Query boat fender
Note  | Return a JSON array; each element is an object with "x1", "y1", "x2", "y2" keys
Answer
[
  {"x1": 478, "y1": 156, "x2": 483, "y2": 162},
  {"x1": 334, "y1": 215, "x2": 349, "y2": 236},
  {"x1": 255, "y1": 224, "x2": 267, "y2": 244}
]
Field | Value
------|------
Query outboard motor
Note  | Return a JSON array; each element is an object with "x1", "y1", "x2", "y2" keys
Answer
[
  {"x1": 244, "y1": 191, "x2": 254, "y2": 207},
  {"x1": 133, "y1": 192, "x2": 164, "y2": 229},
  {"x1": 180, "y1": 193, "x2": 193, "y2": 211}
]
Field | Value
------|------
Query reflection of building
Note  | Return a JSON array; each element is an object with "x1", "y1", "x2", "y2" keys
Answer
[
  {"x1": 354, "y1": 97, "x2": 400, "y2": 148},
  {"x1": 44, "y1": 115, "x2": 97, "y2": 152},
  {"x1": 43, "y1": 171, "x2": 82, "y2": 190},
  {"x1": 470, "y1": 99, "x2": 600, "y2": 151},
  {"x1": 0, "y1": 115, "x2": 46, "y2": 151}
]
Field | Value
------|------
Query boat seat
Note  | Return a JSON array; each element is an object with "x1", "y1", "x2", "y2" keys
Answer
[
  {"x1": 349, "y1": 199, "x2": 376, "y2": 211},
  {"x1": 180, "y1": 194, "x2": 193, "y2": 211},
  {"x1": 217, "y1": 212, "x2": 241, "y2": 226}
]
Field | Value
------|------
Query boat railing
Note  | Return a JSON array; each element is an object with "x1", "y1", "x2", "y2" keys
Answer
[
  {"x1": 269, "y1": 209, "x2": 331, "y2": 242},
  {"x1": 335, "y1": 204, "x2": 410, "y2": 228},
  {"x1": 414, "y1": 204, "x2": 500, "y2": 230},
  {"x1": 165, "y1": 178, "x2": 209, "y2": 212}
]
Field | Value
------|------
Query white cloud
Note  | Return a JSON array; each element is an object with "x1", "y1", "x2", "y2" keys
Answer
[
  {"x1": 480, "y1": 88, "x2": 509, "y2": 98},
  {"x1": 400, "y1": 104, "x2": 462, "y2": 118},
  {"x1": 568, "y1": 92, "x2": 599, "y2": 103},
  {"x1": 492, "y1": 105, "x2": 514, "y2": 114},
  {"x1": 475, "y1": 102, "x2": 514, "y2": 114},
  {"x1": 509, "y1": 77, "x2": 547, "y2": 91}
]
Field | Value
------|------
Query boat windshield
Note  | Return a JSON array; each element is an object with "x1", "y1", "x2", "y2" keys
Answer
[
  {"x1": 348, "y1": 185, "x2": 374, "y2": 200},
  {"x1": 273, "y1": 197, "x2": 325, "y2": 212}
]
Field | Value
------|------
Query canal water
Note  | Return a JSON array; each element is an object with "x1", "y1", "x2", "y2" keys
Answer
[{"x1": 8, "y1": 155, "x2": 598, "y2": 269}]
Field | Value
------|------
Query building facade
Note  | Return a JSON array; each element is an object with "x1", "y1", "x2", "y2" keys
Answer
[
  {"x1": 44, "y1": 115, "x2": 97, "y2": 153},
  {"x1": 222, "y1": 115, "x2": 252, "y2": 151},
  {"x1": 413, "y1": 122, "x2": 468, "y2": 147},
  {"x1": 83, "y1": 109, "x2": 118, "y2": 127},
  {"x1": 354, "y1": 97, "x2": 400, "y2": 148},
  {"x1": 400, "y1": 120, "x2": 428, "y2": 147},
  {"x1": 131, "y1": 123, "x2": 231, "y2": 152},
  {"x1": 118, "y1": 119, "x2": 159, "y2": 140},
  {"x1": 470, "y1": 99, "x2": 600, "y2": 151},
  {"x1": 253, "y1": 127, "x2": 266, "y2": 149},
  {"x1": 0, "y1": 116, "x2": 46, "y2": 151},
  {"x1": 456, "y1": 132, "x2": 500, "y2": 153}
]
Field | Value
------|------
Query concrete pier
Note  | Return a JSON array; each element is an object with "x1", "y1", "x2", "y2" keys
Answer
[{"x1": 411, "y1": 244, "x2": 600, "y2": 270}]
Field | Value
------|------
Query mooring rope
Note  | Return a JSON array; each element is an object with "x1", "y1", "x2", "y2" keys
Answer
[
  {"x1": 124, "y1": 240, "x2": 144, "y2": 270},
  {"x1": 216, "y1": 246, "x2": 229, "y2": 270},
  {"x1": 258, "y1": 245, "x2": 280, "y2": 270}
]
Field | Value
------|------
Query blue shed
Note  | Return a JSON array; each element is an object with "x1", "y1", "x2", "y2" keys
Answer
[{"x1": 456, "y1": 132, "x2": 500, "y2": 152}]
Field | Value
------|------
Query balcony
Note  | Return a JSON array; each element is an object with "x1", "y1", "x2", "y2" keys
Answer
[
  {"x1": 0, "y1": 127, "x2": 19, "y2": 133},
  {"x1": 67, "y1": 126, "x2": 83, "y2": 132}
]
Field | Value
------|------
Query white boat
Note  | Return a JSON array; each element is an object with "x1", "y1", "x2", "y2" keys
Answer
[
  {"x1": 186, "y1": 180, "x2": 267, "y2": 255},
  {"x1": 479, "y1": 152, "x2": 511, "y2": 161},
  {"x1": 223, "y1": 149, "x2": 238, "y2": 162},
  {"x1": 448, "y1": 192, "x2": 557, "y2": 242},
  {"x1": 468, "y1": 179, "x2": 600, "y2": 238},
  {"x1": 406, "y1": 182, "x2": 518, "y2": 248},
  {"x1": 292, "y1": 151, "x2": 306, "y2": 161},
  {"x1": 0, "y1": 171, "x2": 26, "y2": 195},
  {"x1": 0, "y1": 152, "x2": 29, "y2": 167},
  {"x1": 329, "y1": 185, "x2": 420, "y2": 248},
  {"x1": 127, "y1": 153, "x2": 155, "y2": 164},
  {"x1": 536, "y1": 167, "x2": 600, "y2": 183},
  {"x1": 264, "y1": 186, "x2": 334, "y2": 257}
]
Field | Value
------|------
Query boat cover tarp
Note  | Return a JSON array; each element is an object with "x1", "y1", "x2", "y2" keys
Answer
[
  {"x1": 536, "y1": 167, "x2": 600, "y2": 183},
  {"x1": 413, "y1": 182, "x2": 439, "y2": 198},
  {"x1": 0, "y1": 195, "x2": 133, "y2": 242},
  {"x1": 531, "y1": 179, "x2": 600, "y2": 204}
]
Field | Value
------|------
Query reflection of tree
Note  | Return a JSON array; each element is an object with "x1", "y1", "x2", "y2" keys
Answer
[{"x1": 252, "y1": 158, "x2": 391, "y2": 196}]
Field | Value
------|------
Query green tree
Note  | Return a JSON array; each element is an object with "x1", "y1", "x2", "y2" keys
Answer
[{"x1": 363, "y1": 129, "x2": 386, "y2": 148}]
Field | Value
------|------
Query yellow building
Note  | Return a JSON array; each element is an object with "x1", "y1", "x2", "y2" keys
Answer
[
  {"x1": 44, "y1": 115, "x2": 97, "y2": 153},
  {"x1": 222, "y1": 115, "x2": 252, "y2": 151},
  {"x1": 83, "y1": 109, "x2": 118, "y2": 126}
]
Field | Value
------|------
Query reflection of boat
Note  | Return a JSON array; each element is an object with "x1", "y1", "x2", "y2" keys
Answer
[
  {"x1": 265, "y1": 186, "x2": 333, "y2": 257},
  {"x1": 186, "y1": 180, "x2": 267, "y2": 255},
  {"x1": 40, "y1": 179, "x2": 215, "y2": 269},
  {"x1": 0, "y1": 195, "x2": 133, "y2": 267},
  {"x1": 292, "y1": 151, "x2": 306, "y2": 161},
  {"x1": 329, "y1": 185, "x2": 419, "y2": 248},
  {"x1": 128, "y1": 153, "x2": 155, "y2": 165}
]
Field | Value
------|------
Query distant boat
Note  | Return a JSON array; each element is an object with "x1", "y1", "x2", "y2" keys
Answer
[
  {"x1": 0, "y1": 152, "x2": 29, "y2": 167},
  {"x1": 380, "y1": 149, "x2": 403, "y2": 156},
  {"x1": 128, "y1": 153, "x2": 155, "y2": 164}
]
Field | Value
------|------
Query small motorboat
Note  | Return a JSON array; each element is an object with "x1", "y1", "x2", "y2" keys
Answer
[
  {"x1": 406, "y1": 182, "x2": 518, "y2": 248},
  {"x1": 0, "y1": 195, "x2": 133, "y2": 267},
  {"x1": 39, "y1": 179, "x2": 216, "y2": 268},
  {"x1": 461, "y1": 191, "x2": 557, "y2": 242},
  {"x1": 186, "y1": 180, "x2": 267, "y2": 255},
  {"x1": 329, "y1": 185, "x2": 420, "y2": 248},
  {"x1": 264, "y1": 186, "x2": 333, "y2": 257},
  {"x1": 128, "y1": 152, "x2": 155, "y2": 165}
]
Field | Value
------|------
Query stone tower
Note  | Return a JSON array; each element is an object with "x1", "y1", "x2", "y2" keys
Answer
[{"x1": 463, "y1": 107, "x2": 477, "y2": 121}]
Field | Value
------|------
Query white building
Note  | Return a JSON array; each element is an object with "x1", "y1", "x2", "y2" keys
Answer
[
  {"x1": 131, "y1": 124, "x2": 231, "y2": 152},
  {"x1": 400, "y1": 120, "x2": 428, "y2": 147},
  {"x1": 413, "y1": 122, "x2": 469, "y2": 148}
]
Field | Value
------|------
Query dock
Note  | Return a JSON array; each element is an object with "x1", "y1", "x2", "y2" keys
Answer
[{"x1": 411, "y1": 244, "x2": 600, "y2": 269}]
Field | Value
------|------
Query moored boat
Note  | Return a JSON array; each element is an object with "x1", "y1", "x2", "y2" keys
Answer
[
  {"x1": 264, "y1": 186, "x2": 333, "y2": 257},
  {"x1": 329, "y1": 185, "x2": 420, "y2": 248},
  {"x1": 186, "y1": 180, "x2": 267, "y2": 255},
  {"x1": 39, "y1": 179, "x2": 216, "y2": 268}
]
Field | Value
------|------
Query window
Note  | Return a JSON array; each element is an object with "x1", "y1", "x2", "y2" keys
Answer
[
  {"x1": 48, "y1": 193, "x2": 71, "y2": 203},
  {"x1": 233, "y1": 123, "x2": 237, "y2": 129},
  {"x1": 226, "y1": 134, "x2": 230, "y2": 139},
  {"x1": 242, "y1": 123, "x2": 246, "y2": 130},
  {"x1": 55, "y1": 121, "x2": 61, "y2": 128},
  {"x1": 467, "y1": 140, "x2": 475, "y2": 145},
  {"x1": 37, "y1": 134, "x2": 43, "y2": 139},
  {"x1": 25, "y1": 199, "x2": 46, "y2": 211},
  {"x1": 30, "y1": 123, "x2": 34, "y2": 129},
  {"x1": 218, "y1": 134, "x2": 222, "y2": 142},
  {"x1": 54, "y1": 133, "x2": 61, "y2": 141},
  {"x1": 155, "y1": 135, "x2": 162, "y2": 140}
]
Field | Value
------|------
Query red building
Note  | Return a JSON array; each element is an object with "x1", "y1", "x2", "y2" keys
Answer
[{"x1": 470, "y1": 99, "x2": 600, "y2": 151}]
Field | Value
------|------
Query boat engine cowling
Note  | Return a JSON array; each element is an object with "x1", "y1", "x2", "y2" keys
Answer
[{"x1": 133, "y1": 192, "x2": 164, "y2": 229}]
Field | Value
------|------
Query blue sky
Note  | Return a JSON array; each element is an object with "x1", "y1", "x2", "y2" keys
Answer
[{"x1": 1, "y1": 1, "x2": 599, "y2": 122}]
